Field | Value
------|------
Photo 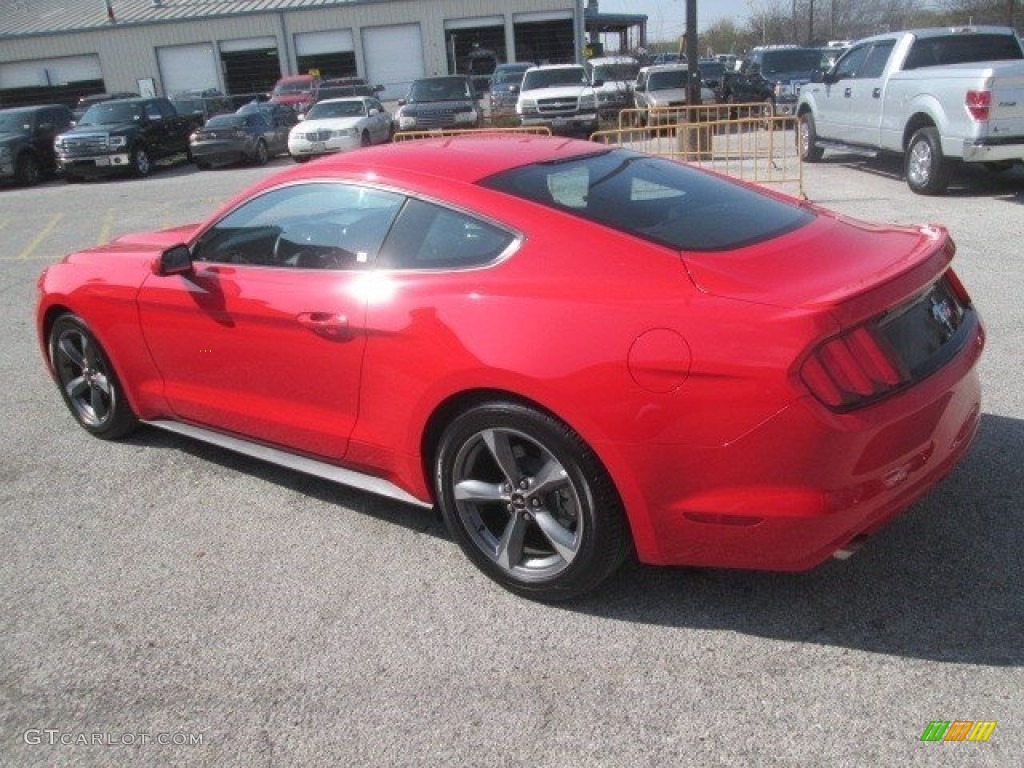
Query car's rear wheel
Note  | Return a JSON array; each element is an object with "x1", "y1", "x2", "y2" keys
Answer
[
  {"x1": 797, "y1": 112, "x2": 824, "y2": 162},
  {"x1": 435, "y1": 402, "x2": 630, "y2": 601},
  {"x1": 254, "y1": 139, "x2": 269, "y2": 165},
  {"x1": 360, "y1": 130, "x2": 371, "y2": 147},
  {"x1": 48, "y1": 314, "x2": 138, "y2": 439},
  {"x1": 906, "y1": 126, "x2": 951, "y2": 195}
]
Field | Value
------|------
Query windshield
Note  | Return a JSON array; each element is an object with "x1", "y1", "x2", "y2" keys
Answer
[
  {"x1": 273, "y1": 81, "x2": 313, "y2": 96},
  {"x1": 480, "y1": 149, "x2": 814, "y2": 252},
  {"x1": 522, "y1": 68, "x2": 589, "y2": 89},
  {"x1": 648, "y1": 70, "x2": 690, "y2": 90},
  {"x1": 592, "y1": 63, "x2": 640, "y2": 82},
  {"x1": 492, "y1": 67, "x2": 530, "y2": 85},
  {"x1": 307, "y1": 100, "x2": 367, "y2": 119},
  {"x1": 408, "y1": 78, "x2": 472, "y2": 102},
  {"x1": 698, "y1": 62, "x2": 725, "y2": 78},
  {"x1": 172, "y1": 99, "x2": 204, "y2": 113},
  {"x1": 79, "y1": 102, "x2": 143, "y2": 126},
  {"x1": 0, "y1": 110, "x2": 33, "y2": 133},
  {"x1": 761, "y1": 50, "x2": 823, "y2": 74},
  {"x1": 204, "y1": 115, "x2": 246, "y2": 129}
]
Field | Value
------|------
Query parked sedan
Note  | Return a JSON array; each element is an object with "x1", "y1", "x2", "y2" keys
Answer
[
  {"x1": 288, "y1": 97, "x2": 393, "y2": 162},
  {"x1": 189, "y1": 112, "x2": 286, "y2": 168},
  {"x1": 634, "y1": 64, "x2": 718, "y2": 125},
  {"x1": 36, "y1": 136, "x2": 983, "y2": 601}
]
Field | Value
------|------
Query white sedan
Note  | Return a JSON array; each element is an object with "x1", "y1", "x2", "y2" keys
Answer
[{"x1": 288, "y1": 97, "x2": 394, "y2": 162}]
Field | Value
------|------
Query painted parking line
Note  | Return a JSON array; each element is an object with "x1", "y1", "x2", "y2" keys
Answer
[
  {"x1": 15, "y1": 213, "x2": 63, "y2": 260},
  {"x1": 97, "y1": 208, "x2": 116, "y2": 246}
]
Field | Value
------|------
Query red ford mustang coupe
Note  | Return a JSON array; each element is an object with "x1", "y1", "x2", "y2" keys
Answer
[{"x1": 36, "y1": 135, "x2": 984, "y2": 600}]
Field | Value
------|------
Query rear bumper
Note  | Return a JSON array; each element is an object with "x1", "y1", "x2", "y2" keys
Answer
[
  {"x1": 961, "y1": 137, "x2": 1024, "y2": 163},
  {"x1": 617, "y1": 316, "x2": 985, "y2": 571}
]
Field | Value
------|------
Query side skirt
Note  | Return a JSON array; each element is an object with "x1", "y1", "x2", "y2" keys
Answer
[{"x1": 143, "y1": 419, "x2": 432, "y2": 509}]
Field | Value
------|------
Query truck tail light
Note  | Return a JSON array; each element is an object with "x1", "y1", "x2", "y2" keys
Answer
[{"x1": 965, "y1": 90, "x2": 990, "y2": 121}]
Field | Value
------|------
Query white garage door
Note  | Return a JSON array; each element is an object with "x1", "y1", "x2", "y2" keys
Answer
[
  {"x1": 157, "y1": 43, "x2": 220, "y2": 96},
  {"x1": 295, "y1": 30, "x2": 355, "y2": 56},
  {"x1": 362, "y1": 24, "x2": 424, "y2": 100},
  {"x1": 0, "y1": 54, "x2": 102, "y2": 89}
]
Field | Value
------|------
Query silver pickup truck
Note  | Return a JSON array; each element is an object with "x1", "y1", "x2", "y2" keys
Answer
[{"x1": 796, "y1": 26, "x2": 1024, "y2": 194}]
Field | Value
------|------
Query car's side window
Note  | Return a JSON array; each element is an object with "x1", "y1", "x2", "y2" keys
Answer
[
  {"x1": 377, "y1": 198, "x2": 515, "y2": 270},
  {"x1": 834, "y1": 44, "x2": 869, "y2": 80},
  {"x1": 192, "y1": 183, "x2": 404, "y2": 270},
  {"x1": 859, "y1": 41, "x2": 895, "y2": 79}
]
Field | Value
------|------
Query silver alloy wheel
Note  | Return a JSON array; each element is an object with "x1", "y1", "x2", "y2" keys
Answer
[
  {"x1": 54, "y1": 326, "x2": 114, "y2": 427},
  {"x1": 451, "y1": 427, "x2": 583, "y2": 581},
  {"x1": 907, "y1": 138, "x2": 932, "y2": 188}
]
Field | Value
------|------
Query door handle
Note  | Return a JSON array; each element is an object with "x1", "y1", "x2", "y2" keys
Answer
[
  {"x1": 872, "y1": 88, "x2": 882, "y2": 98},
  {"x1": 844, "y1": 87, "x2": 852, "y2": 98},
  {"x1": 296, "y1": 312, "x2": 351, "y2": 339}
]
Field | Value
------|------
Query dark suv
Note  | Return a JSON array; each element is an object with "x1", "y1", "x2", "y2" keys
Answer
[
  {"x1": 0, "y1": 104, "x2": 73, "y2": 185},
  {"x1": 724, "y1": 46, "x2": 823, "y2": 115},
  {"x1": 395, "y1": 76, "x2": 480, "y2": 131}
]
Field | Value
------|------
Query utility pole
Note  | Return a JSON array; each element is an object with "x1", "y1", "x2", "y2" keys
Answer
[{"x1": 686, "y1": 0, "x2": 700, "y2": 106}]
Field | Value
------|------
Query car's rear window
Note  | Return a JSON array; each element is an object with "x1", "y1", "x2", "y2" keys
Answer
[
  {"x1": 903, "y1": 33, "x2": 1024, "y2": 69},
  {"x1": 479, "y1": 149, "x2": 814, "y2": 252}
]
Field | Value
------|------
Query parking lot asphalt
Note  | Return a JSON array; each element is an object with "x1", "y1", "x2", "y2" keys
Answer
[{"x1": 1, "y1": 152, "x2": 1022, "y2": 767}]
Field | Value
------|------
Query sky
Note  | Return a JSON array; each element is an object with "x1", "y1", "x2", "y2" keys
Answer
[{"x1": 600, "y1": 0, "x2": 753, "y2": 40}]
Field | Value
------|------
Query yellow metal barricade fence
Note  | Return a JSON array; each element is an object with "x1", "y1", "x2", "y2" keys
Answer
[{"x1": 602, "y1": 103, "x2": 804, "y2": 198}]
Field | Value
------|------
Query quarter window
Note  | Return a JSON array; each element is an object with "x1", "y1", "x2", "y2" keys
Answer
[{"x1": 377, "y1": 199, "x2": 515, "y2": 269}]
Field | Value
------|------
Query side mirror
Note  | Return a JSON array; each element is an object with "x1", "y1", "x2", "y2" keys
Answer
[
  {"x1": 592, "y1": 78, "x2": 605, "y2": 88},
  {"x1": 821, "y1": 71, "x2": 837, "y2": 85},
  {"x1": 397, "y1": 98, "x2": 407, "y2": 107},
  {"x1": 297, "y1": 113, "x2": 306, "y2": 122},
  {"x1": 157, "y1": 244, "x2": 193, "y2": 276},
  {"x1": 368, "y1": 108, "x2": 379, "y2": 115}
]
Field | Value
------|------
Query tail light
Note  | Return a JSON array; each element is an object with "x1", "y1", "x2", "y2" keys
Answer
[
  {"x1": 966, "y1": 90, "x2": 990, "y2": 121},
  {"x1": 800, "y1": 271, "x2": 975, "y2": 412},
  {"x1": 800, "y1": 325, "x2": 907, "y2": 411}
]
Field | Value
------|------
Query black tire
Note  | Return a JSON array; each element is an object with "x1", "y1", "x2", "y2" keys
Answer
[
  {"x1": 63, "y1": 173, "x2": 83, "y2": 184},
  {"x1": 797, "y1": 112, "x2": 824, "y2": 162},
  {"x1": 291, "y1": 154, "x2": 310, "y2": 164},
  {"x1": 360, "y1": 130, "x2": 371, "y2": 147},
  {"x1": 15, "y1": 152, "x2": 42, "y2": 186},
  {"x1": 435, "y1": 401, "x2": 630, "y2": 601},
  {"x1": 131, "y1": 146, "x2": 152, "y2": 178},
  {"x1": 254, "y1": 139, "x2": 269, "y2": 165},
  {"x1": 48, "y1": 313, "x2": 138, "y2": 440},
  {"x1": 196, "y1": 161, "x2": 211, "y2": 171},
  {"x1": 984, "y1": 160, "x2": 1015, "y2": 173},
  {"x1": 905, "y1": 126, "x2": 951, "y2": 195}
]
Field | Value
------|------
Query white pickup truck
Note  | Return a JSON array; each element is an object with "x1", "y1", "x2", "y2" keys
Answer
[{"x1": 796, "y1": 26, "x2": 1024, "y2": 194}]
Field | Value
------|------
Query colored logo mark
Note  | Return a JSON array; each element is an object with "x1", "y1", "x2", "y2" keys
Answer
[{"x1": 920, "y1": 721, "x2": 996, "y2": 742}]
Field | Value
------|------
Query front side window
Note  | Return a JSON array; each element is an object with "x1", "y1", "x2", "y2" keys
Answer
[
  {"x1": 480, "y1": 149, "x2": 814, "y2": 252},
  {"x1": 193, "y1": 183, "x2": 405, "y2": 269}
]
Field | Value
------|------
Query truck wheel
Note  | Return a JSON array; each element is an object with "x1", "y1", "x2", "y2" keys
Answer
[
  {"x1": 131, "y1": 147, "x2": 152, "y2": 178},
  {"x1": 254, "y1": 139, "x2": 269, "y2": 165},
  {"x1": 15, "y1": 153, "x2": 42, "y2": 186},
  {"x1": 797, "y1": 113, "x2": 824, "y2": 162},
  {"x1": 905, "y1": 127, "x2": 951, "y2": 195}
]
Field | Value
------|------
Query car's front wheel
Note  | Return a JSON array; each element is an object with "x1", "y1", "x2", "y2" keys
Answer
[
  {"x1": 435, "y1": 402, "x2": 630, "y2": 601},
  {"x1": 797, "y1": 112, "x2": 824, "y2": 162},
  {"x1": 15, "y1": 153, "x2": 41, "y2": 185},
  {"x1": 48, "y1": 313, "x2": 138, "y2": 439},
  {"x1": 131, "y1": 146, "x2": 151, "y2": 177}
]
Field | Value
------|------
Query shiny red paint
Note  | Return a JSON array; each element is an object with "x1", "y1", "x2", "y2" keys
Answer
[{"x1": 37, "y1": 135, "x2": 984, "y2": 571}]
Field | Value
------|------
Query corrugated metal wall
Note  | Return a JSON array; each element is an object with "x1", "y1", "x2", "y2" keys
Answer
[{"x1": 0, "y1": 0, "x2": 580, "y2": 96}]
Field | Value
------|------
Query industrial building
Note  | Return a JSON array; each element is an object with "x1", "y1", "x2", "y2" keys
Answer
[{"x1": 1, "y1": 0, "x2": 622, "y2": 105}]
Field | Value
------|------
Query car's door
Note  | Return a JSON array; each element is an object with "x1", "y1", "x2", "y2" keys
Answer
[
  {"x1": 367, "y1": 99, "x2": 390, "y2": 143},
  {"x1": 136, "y1": 182, "x2": 406, "y2": 460},
  {"x1": 815, "y1": 42, "x2": 871, "y2": 141},
  {"x1": 844, "y1": 40, "x2": 896, "y2": 147}
]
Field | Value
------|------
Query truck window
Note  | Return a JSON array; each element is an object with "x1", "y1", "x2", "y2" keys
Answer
[
  {"x1": 904, "y1": 34, "x2": 1024, "y2": 69},
  {"x1": 860, "y1": 41, "x2": 896, "y2": 78}
]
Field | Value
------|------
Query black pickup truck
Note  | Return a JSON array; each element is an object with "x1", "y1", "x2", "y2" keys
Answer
[
  {"x1": 0, "y1": 104, "x2": 73, "y2": 186},
  {"x1": 54, "y1": 97, "x2": 200, "y2": 181}
]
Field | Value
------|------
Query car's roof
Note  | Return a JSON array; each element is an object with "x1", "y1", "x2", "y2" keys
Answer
[
  {"x1": 269, "y1": 135, "x2": 606, "y2": 187},
  {"x1": 316, "y1": 97, "x2": 367, "y2": 105},
  {"x1": 526, "y1": 64, "x2": 585, "y2": 71}
]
